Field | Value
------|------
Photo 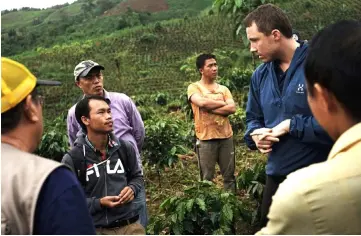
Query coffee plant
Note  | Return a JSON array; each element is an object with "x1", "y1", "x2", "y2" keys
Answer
[
  {"x1": 142, "y1": 116, "x2": 192, "y2": 170},
  {"x1": 147, "y1": 181, "x2": 251, "y2": 235},
  {"x1": 35, "y1": 116, "x2": 68, "y2": 162}
]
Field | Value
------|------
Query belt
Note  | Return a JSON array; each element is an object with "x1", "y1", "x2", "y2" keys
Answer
[{"x1": 103, "y1": 215, "x2": 139, "y2": 229}]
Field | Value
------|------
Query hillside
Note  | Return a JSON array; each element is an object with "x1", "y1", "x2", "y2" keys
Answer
[
  {"x1": 104, "y1": 0, "x2": 169, "y2": 15},
  {"x1": 4, "y1": 0, "x2": 361, "y2": 121},
  {"x1": 1, "y1": 0, "x2": 213, "y2": 56}
]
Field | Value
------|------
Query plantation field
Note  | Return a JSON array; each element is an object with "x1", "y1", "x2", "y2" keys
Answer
[{"x1": 4, "y1": 0, "x2": 361, "y2": 233}]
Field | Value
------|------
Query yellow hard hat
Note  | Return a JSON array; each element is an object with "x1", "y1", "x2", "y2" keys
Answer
[{"x1": 1, "y1": 57, "x2": 61, "y2": 113}]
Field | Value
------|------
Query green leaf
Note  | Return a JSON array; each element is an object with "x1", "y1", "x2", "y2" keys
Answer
[
  {"x1": 172, "y1": 223, "x2": 183, "y2": 235},
  {"x1": 221, "y1": 192, "x2": 230, "y2": 199},
  {"x1": 169, "y1": 196, "x2": 178, "y2": 205},
  {"x1": 195, "y1": 198, "x2": 206, "y2": 211},
  {"x1": 160, "y1": 197, "x2": 171, "y2": 209},
  {"x1": 210, "y1": 212, "x2": 218, "y2": 224},
  {"x1": 176, "y1": 202, "x2": 186, "y2": 222},
  {"x1": 186, "y1": 199, "x2": 195, "y2": 212},
  {"x1": 221, "y1": 203, "x2": 233, "y2": 224},
  {"x1": 171, "y1": 213, "x2": 177, "y2": 223},
  {"x1": 170, "y1": 146, "x2": 177, "y2": 156},
  {"x1": 235, "y1": 0, "x2": 242, "y2": 7}
]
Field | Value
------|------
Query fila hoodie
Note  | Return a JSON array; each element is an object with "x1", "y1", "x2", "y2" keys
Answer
[{"x1": 62, "y1": 133, "x2": 143, "y2": 228}]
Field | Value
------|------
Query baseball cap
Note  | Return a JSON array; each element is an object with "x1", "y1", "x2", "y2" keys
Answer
[
  {"x1": 1, "y1": 57, "x2": 61, "y2": 113},
  {"x1": 74, "y1": 60, "x2": 105, "y2": 81}
]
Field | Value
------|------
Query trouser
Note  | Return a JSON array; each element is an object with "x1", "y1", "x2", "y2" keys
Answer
[
  {"x1": 196, "y1": 137, "x2": 236, "y2": 192},
  {"x1": 260, "y1": 175, "x2": 286, "y2": 228},
  {"x1": 96, "y1": 221, "x2": 145, "y2": 235},
  {"x1": 132, "y1": 186, "x2": 148, "y2": 228}
]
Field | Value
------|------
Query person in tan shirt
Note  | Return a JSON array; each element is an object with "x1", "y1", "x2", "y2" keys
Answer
[
  {"x1": 257, "y1": 20, "x2": 361, "y2": 234},
  {"x1": 187, "y1": 53, "x2": 236, "y2": 192}
]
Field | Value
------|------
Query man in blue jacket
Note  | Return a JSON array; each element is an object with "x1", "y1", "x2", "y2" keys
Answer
[{"x1": 242, "y1": 4, "x2": 333, "y2": 228}]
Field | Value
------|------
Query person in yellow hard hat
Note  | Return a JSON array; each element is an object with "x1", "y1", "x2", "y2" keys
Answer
[{"x1": 1, "y1": 57, "x2": 96, "y2": 235}]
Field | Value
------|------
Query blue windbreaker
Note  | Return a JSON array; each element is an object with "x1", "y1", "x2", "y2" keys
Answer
[{"x1": 244, "y1": 42, "x2": 333, "y2": 176}]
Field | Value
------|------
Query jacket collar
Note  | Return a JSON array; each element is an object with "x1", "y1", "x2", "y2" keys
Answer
[
  {"x1": 76, "y1": 132, "x2": 120, "y2": 153},
  {"x1": 328, "y1": 122, "x2": 361, "y2": 160}
]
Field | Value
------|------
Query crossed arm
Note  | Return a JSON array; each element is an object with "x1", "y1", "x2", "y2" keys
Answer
[{"x1": 189, "y1": 93, "x2": 236, "y2": 116}]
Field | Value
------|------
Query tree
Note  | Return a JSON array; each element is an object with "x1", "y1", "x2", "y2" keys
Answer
[{"x1": 213, "y1": 0, "x2": 275, "y2": 39}]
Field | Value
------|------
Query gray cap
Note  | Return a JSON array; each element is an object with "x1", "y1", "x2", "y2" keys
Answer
[{"x1": 74, "y1": 60, "x2": 105, "y2": 81}]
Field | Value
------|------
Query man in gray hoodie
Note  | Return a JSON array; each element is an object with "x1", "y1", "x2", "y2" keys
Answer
[{"x1": 62, "y1": 95, "x2": 144, "y2": 235}]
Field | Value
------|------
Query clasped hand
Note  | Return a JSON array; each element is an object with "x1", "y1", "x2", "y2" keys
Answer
[
  {"x1": 250, "y1": 119, "x2": 291, "y2": 154},
  {"x1": 100, "y1": 186, "x2": 134, "y2": 208}
]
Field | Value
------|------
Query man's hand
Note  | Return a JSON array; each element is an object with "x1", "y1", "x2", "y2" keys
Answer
[
  {"x1": 271, "y1": 119, "x2": 291, "y2": 137},
  {"x1": 100, "y1": 196, "x2": 121, "y2": 208},
  {"x1": 118, "y1": 186, "x2": 135, "y2": 205},
  {"x1": 251, "y1": 128, "x2": 279, "y2": 154}
]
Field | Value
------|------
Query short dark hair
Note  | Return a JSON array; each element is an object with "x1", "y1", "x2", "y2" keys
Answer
[
  {"x1": 243, "y1": 4, "x2": 293, "y2": 38},
  {"x1": 75, "y1": 95, "x2": 111, "y2": 133},
  {"x1": 196, "y1": 53, "x2": 216, "y2": 73},
  {"x1": 305, "y1": 20, "x2": 361, "y2": 121},
  {"x1": 1, "y1": 88, "x2": 40, "y2": 134}
]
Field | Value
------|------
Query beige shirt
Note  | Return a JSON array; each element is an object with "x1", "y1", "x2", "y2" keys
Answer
[
  {"x1": 187, "y1": 82, "x2": 233, "y2": 140},
  {"x1": 257, "y1": 122, "x2": 361, "y2": 235}
]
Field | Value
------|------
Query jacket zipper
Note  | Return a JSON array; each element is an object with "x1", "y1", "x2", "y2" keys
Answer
[{"x1": 104, "y1": 163, "x2": 109, "y2": 225}]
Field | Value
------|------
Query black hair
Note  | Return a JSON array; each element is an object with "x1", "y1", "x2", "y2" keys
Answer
[
  {"x1": 75, "y1": 95, "x2": 111, "y2": 133},
  {"x1": 196, "y1": 53, "x2": 216, "y2": 73},
  {"x1": 1, "y1": 88, "x2": 40, "y2": 134},
  {"x1": 305, "y1": 20, "x2": 361, "y2": 121}
]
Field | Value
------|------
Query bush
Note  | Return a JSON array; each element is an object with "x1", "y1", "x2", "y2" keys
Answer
[
  {"x1": 35, "y1": 116, "x2": 68, "y2": 162},
  {"x1": 237, "y1": 161, "x2": 266, "y2": 224},
  {"x1": 143, "y1": 116, "x2": 192, "y2": 170},
  {"x1": 137, "y1": 106, "x2": 156, "y2": 121},
  {"x1": 139, "y1": 33, "x2": 158, "y2": 44},
  {"x1": 228, "y1": 107, "x2": 246, "y2": 135},
  {"x1": 167, "y1": 99, "x2": 182, "y2": 112},
  {"x1": 229, "y1": 68, "x2": 253, "y2": 91},
  {"x1": 154, "y1": 92, "x2": 168, "y2": 106},
  {"x1": 147, "y1": 181, "x2": 251, "y2": 234}
]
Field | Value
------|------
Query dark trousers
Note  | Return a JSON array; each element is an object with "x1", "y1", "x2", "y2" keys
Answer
[{"x1": 260, "y1": 175, "x2": 286, "y2": 228}]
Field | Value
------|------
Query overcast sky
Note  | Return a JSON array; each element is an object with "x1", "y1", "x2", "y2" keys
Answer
[{"x1": 1, "y1": 0, "x2": 77, "y2": 10}]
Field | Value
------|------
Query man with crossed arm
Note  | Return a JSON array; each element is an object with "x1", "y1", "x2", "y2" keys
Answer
[{"x1": 187, "y1": 53, "x2": 236, "y2": 192}]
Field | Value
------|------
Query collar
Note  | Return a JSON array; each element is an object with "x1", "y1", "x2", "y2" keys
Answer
[
  {"x1": 103, "y1": 89, "x2": 110, "y2": 99},
  {"x1": 85, "y1": 134, "x2": 114, "y2": 153},
  {"x1": 328, "y1": 122, "x2": 361, "y2": 160}
]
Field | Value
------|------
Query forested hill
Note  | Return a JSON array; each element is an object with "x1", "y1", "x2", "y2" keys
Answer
[{"x1": 1, "y1": 0, "x2": 213, "y2": 56}]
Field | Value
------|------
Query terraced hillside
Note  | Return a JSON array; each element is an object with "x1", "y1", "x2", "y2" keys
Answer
[
  {"x1": 6, "y1": 0, "x2": 361, "y2": 120},
  {"x1": 1, "y1": 0, "x2": 213, "y2": 56}
]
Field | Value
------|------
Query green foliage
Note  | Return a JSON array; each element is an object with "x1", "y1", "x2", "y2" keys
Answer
[
  {"x1": 1, "y1": 0, "x2": 213, "y2": 56},
  {"x1": 147, "y1": 181, "x2": 251, "y2": 234},
  {"x1": 213, "y1": 0, "x2": 276, "y2": 42},
  {"x1": 229, "y1": 107, "x2": 246, "y2": 134},
  {"x1": 154, "y1": 92, "x2": 168, "y2": 106},
  {"x1": 238, "y1": 162, "x2": 266, "y2": 201},
  {"x1": 143, "y1": 116, "x2": 192, "y2": 170},
  {"x1": 237, "y1": 160, "x2": 266, "y2": 224},
  {"x1": 35, "y1": 116, "x2": 68, "y2": 162},
  {"x1": 139, "y1": 33, "x2": 158, "y2": 44},
  {"x1": 137, "y1": 106, "x2": 156, "y2": 121},
  {"x1": 167, "y1": 99, "x2": 182, "y2": 112}
]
